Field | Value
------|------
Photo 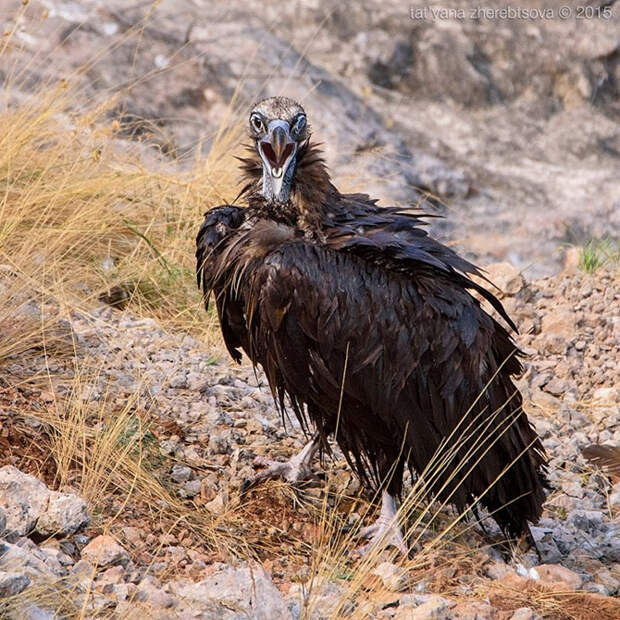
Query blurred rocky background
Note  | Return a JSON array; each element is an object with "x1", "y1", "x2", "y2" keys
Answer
[{"x1": 2, "y1": 0, "x2": 618, "y2": 277}]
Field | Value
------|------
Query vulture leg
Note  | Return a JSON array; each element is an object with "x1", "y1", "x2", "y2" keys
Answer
[
  {"x1": 357, "y1": 491, "x2": 408, "y2": 555},
  {"x1": 241, "y1": 432, "x2": 321, "y2": 493}
]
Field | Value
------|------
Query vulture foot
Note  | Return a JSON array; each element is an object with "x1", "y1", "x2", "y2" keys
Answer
[
  {"x1": 356, "y1": 492, "x2": 408, "y2": 556},
  {"x1": 241, "y1": 433, "x2": 320, "y2": 493}
]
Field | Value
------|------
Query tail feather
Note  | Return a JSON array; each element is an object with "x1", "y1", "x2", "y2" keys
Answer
[{"x1": 583, "y1": 444, "x2": 620, "y2": 481}]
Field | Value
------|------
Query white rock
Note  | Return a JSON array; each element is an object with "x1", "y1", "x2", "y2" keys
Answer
[
  {"x1": 610, "y1": 482, "x2": 620, "y2": 509},
  {"x1": 0, "y1": 467, "x2": 89, "y2": 539},
  {"x1": 0, "y1": 506, "x2": 6, "y2": 536},
  {"x1": 0, "y1": 540, "x2": 59, "y2": 582},
  {"x1": 36, "y1": 492, "x2": 89, "y2": 537},
  {"x1": 0, "y1": 570, "x2": 31, "y2": 597},
  {"x1": 372, "y1": 561, "x2": 409, "y2": 592},
  {"x1": 0, "y1": 466, "x2": 50, "y2": 536},
  {"x1": 204, "y1": 493, "x2": 226, "y2": 515},
  {"x1": 172, "y1": 563, "x2": 291, "y2": 620}
]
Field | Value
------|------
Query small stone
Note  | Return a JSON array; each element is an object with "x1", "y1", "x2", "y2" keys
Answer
[
  {"x1": 541, "y1": 309, "x2": 576, "y2": 336},
  {"x1": 179, "y1": 479, "x2": 202, "y2": 498},
  {"x1": 511, "y1": 607, "x2": 543, "y2": 620},
  {"x1": 187, "y1": 372, "x2": 207, "y2": 391},
  {"x1": 529, "y1": 564, "x2": 583, "y2": 591},
  {"x1": 543, "y1": 377, "x2": 570, "y2": 396},
  {"x1": 405, "y1": 595, "x2": 455, "y2": 619},
  {"x1": 485, "y1": 561, "x2": 517, "y2": 580},
  {"x1": 593, "y1": 568, "x2": 620, "y2": 595},
  {"x1": 0, "y1": 507, "x2": 5, "y2": 536},
  {"x1": 372, "y1": 561, "x2": 409, "y2": 592},
  {"x1": 135, "y1": 578, "x2": 177, "y2": 608},
  {"x1": 204, "y1": 493, "x2": 225, "y2": 515},
  {"x1": 170, "y1": 465, "x2": 194, "y2": 484},
  {"x1": 485, "y1": 262, "x2": 526, "y2": 296},
  {"x1": 567, "y1": 510, "x2": 603, "y2": 533},
  {"x1": 0, "y1": 571, "x2": 31, "y2": 597},
  {"x1": 98, "y1": 565, "x2": 125, "y2": 586},
  {"x1": 169, "y1": 372, "x2": 188, "y2": 389},
  {"x1": 81, "y1": 535, "x2": 130, "y2": 568},
  {"x1": 0, "y1": 540, "x2": 59, "y2": 581},
  {"x1": 71, "y1": 559, "x2": 95, "y2": 579},
  {"x1": 530, "y1": 527, "x2": 562, "y2": 563},
  {"x1": 121, "y1": 526, "x2": 143, "y2": 545},
  {"x1": 453, "y1": 600, "x2": 496, "y2": 619},
  {"x1": 13, "y1": 604, "x2": 55, "y2": 620}
]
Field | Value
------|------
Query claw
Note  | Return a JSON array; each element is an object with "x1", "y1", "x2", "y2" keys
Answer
[
  {"x1": 356, "y1": 492, "x2": 408, "y2": 556},
  {"x1": 241, "y1": 434, "x2": 320, "y2": 494}
]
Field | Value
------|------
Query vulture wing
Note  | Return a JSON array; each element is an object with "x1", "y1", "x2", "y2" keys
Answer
[{"x1": 200, "y1": 212, "x2": 546, "y2": 537}]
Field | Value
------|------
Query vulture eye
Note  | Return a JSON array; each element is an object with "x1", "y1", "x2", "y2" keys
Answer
[
  {"x1": 250, "y1": 113, "x2": 265, "y2": 134},
  {"x1": 293, "y1": 114, "x2": 306, "y2": 134}
]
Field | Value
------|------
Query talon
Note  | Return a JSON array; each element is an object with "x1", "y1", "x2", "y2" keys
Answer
[
  {"x1": 241, "y1": 434, "x2": 320, "y2": 494},
  {"x1": 356, "y1": 492, "x2": 408, "y2": 556}
]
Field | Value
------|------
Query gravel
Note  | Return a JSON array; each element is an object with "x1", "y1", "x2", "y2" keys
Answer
[{"x1": 0, "y1": 266, "x2": 618, "y2": 617}]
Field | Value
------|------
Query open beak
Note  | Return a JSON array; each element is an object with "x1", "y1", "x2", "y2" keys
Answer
[{"x1": 259, "y1": 121, "x2": 297, "y2": 199}]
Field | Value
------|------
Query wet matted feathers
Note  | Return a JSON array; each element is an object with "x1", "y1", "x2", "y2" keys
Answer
[{"x1": 196, "y1": 103, "x2": 548, "y2": 541}]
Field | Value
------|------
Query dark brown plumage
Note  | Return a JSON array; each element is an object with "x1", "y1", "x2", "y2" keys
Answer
[
  {"x1": 583, "y1": 444, "x2": 620, "y2": 481},
  {"x1": 196, "y1": 98, "x2": 547, "y2": 541}
]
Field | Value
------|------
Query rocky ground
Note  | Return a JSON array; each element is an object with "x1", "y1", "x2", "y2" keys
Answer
[
  {"x1": 0, "y1": 0, "x2": 618, "y2": 618},
  {"x1": 0, "y1": 262, "x2": 618, "y2": 619}
]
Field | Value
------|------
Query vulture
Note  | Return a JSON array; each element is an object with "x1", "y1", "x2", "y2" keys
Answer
[{"x1": 196, "y1": 97, "x2": 547, "y2": 552}]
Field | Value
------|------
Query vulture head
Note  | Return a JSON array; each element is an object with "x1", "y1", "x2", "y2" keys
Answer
[{"x1": 248, "y1": 96, "x2": 308, "y2": 203}]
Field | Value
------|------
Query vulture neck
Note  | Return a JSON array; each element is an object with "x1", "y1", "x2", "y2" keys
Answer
[{"x1": 239, "y1": 140, "x2": 334, "y2": 233}]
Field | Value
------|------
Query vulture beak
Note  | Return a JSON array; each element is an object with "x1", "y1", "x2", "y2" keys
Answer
[{"x1": 259, "y1": 120, "x2": 297, "y2": 199}]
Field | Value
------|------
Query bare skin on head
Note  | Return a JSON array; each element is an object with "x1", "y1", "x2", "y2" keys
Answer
[{"x1": 248, "y1": 97, "x2": 308, "y2": 203}]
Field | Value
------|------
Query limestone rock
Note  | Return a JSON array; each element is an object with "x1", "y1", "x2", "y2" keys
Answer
[
  {"x1": 396, "y1": 595, "x2": 456, "y2": 619},
  {"x1": 171, "y1": 563, "x2": 290, "y2": 620},
  {"x1": 0, "y1": 540, "x2": 61, "y2": 582},
  {"x1": 36, "y1": 492, "x2": 89, "y2": 537},
  {"x1": 0, "y1": 466, "x2": 50, "y2": 536},
  {"x1": 0, "y1": 467, "x2": 89, "y2": 539}
]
